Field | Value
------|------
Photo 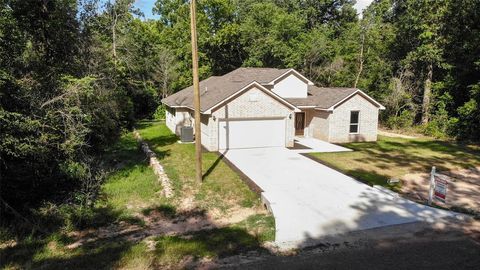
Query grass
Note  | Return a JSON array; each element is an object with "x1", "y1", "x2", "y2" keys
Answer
[
  {"x1": 100, "y1": 132, "x2": 160, "y2": 213},
  {"x1": 1, "y1": 120, "x2": 274, "y2": 269},
  {"x1": 309, "y1": 135, "x2": 480, "y2": 191},
  {"x1": 136, "y1": 120, "x2": 259, "y2": 211}
]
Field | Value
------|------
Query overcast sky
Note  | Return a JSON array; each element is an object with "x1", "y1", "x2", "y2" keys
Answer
[
  {"x1": 354, "y1": 0, "x2": 374, "y2": 16},
  {"x1": 133, "y1": 0, "x2": 374, "y2": 20}
]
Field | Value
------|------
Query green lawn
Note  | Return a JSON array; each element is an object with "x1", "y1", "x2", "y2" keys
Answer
[
  {"x1": 310, "y1": 136, "x2": 480, "y2": 191},
  {"x1": 136, "y1": 120, "x2": 259, "y2": 211},
  {"x1": 1, "y1": 121, "x2": 274, "y2": 269}
]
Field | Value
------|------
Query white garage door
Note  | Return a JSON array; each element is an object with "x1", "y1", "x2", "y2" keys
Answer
[{"x1": 219, "y1": 118, "x2": 286, "y2": 150}]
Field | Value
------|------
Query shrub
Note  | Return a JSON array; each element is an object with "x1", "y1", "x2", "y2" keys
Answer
[
  {"x1": 153, "y1": 104, "x2": 166, "y2": 120},
  {"x1": 455, "y1": 98, "x2": 480, "y2": 141},
  {"x1": 417, "y1": 117, "x2": 457, "y2": 139},
  {"x1": 385, "y1": 110, "x2": 414, "y2": 129}
]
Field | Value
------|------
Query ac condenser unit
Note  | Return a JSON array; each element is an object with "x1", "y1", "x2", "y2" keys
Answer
[{"x1": 180, "y1": 126, "x2": 194, "y2": 142}]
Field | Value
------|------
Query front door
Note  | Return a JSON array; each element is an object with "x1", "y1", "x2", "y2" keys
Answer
[{"x1": 295, "y1": 112, "x2": 305, "y2": 136}]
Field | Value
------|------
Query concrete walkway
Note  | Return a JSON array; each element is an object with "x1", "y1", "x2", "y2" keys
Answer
[
  {"x1": 223, "y1": 144, "x2": 457, "y2": 248},
  {"x1": 293, "y1": 137, "x2": 352, "y2": 153}
]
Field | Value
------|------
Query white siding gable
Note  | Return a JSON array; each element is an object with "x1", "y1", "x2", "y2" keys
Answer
[{"x1": 272, "y1": 74, "x2": 308, "y2": 98}]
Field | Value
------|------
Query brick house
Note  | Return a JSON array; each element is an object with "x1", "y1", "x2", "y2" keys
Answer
[{"x1": 162, "y1": 68, "x2": 385, "y2": 151}]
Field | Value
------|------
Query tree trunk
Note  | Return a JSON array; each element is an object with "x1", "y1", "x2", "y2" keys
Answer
[
  {"x1": 112, "y1": 12, "x2": 117, "y2": 67},
  {"x1": 354, "y1": 32, "x2": 365, "y2": 88},
  {"x1": 421, "y1": 63, "x2": 433, "y2": 124}
]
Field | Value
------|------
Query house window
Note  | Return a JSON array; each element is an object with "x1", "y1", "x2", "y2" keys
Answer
[{"x1": 349, "y1": 111, "x2": 360, "y2": 134}]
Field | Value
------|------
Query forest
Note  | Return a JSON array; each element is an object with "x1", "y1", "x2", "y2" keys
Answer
[{"x1": 1, "y1": 0, "x2": 479, "y2": 231}]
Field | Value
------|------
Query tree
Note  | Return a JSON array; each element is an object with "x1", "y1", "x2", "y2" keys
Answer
[
  {"x1": 274, "y1": 0, "x2": 357, "y2": 30},
  {"x1": 239, "y1": 2, "x2": 305, "y2": 67},
  {"x1": 392, "y1": 0, "x2": 448, "y2": 124},
  {"x1": 155, "y1": 48, "x2": 178, "y2": 98}
]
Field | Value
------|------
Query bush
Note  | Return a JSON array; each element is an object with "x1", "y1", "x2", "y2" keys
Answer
[
  {"x1": 419, "y1": 97, "x2": 458, "y2": 139},
  {"x1": 455, "y1": 98, "x2": 480, "y2": 141},
  {"x1": 153, "y1": 104, "x2": 166, "y2": 120},
  {"x1": 417, "y1": 116, "x2": 457, "y2": 139},
  {"x1": 385, "y1": 110, "x2": 414, "y2": 129}
]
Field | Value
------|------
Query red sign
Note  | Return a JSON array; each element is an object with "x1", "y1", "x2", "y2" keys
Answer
[{"x1": 434, "y1": 177, "x2": 448, "y2": 202}]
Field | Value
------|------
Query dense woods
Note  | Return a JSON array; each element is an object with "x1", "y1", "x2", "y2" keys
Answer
[{"x1": 1, "y1": 0, "x2": 479, "y2": 230}]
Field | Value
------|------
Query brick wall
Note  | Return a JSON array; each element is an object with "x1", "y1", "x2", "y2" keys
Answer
[
  {"x1": 310, "y1": 110, "x2": 331, "y2": 141},
  {"x1": 328, "y1": 94, "x2": 379, "y2": 143},
  {"x1": 207, "y1": 86, "x2": 295, "y2": 151}
]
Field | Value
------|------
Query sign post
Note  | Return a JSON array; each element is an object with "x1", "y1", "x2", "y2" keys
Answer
[{"x1": 428, "y1": 166, "x2": 435, "y2": 205}]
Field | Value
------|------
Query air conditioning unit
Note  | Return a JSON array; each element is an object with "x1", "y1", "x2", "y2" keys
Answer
[{"x1": 180, "y1": 126, "x2": 194, "y2": 142}]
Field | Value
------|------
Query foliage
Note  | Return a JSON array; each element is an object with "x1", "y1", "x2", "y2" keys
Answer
[
  {"x1": 385, "y1": 110, "x2": 414, "y2": 130},
  {"x1": 153, "y1": 104, "x2": 166, "y2": 120},
  {"x1": 0, "y1": 0, "x2": 174, "y2": 229}
]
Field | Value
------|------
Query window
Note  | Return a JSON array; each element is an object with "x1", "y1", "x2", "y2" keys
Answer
[{"x1": 349, "y1": 111, "x2": 360, "y2": 134}]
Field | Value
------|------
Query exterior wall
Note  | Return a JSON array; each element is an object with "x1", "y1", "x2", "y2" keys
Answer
[
  {"x1": 166, "y1": 107, "x2": 194, "y2": 136},
  {"x1": 272, "y1": 74, "x2": 308, "y2": 98},
  {"x1": 308, "y1": 110, "x2": 331, "y2": 141},
  {"x1": 165, "y1": 106, "x2": 176, "y2": 134},
  {"x1": 328, "y1": 94, "x2": 379, "y2": 143},
  {"x1": 200, "y1": 114, "x2": 217, "y2": 151},
  {"x1": 302, "y1": 109, "x2": 328, "y2": 137},
  {"x1": 210, "y1": 86, "x2": 295, "y2": 151}
]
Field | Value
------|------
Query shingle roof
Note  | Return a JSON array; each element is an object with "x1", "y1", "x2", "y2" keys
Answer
[
  {"x1": 161, "y1": 67, "x2": 290, "y2": 112},
  {"x1": 161, "y1": 68, "x2": 381, "y2": 113},
  {"x1": 286, "y1": 86, "x2": 359, "y2": 109}
]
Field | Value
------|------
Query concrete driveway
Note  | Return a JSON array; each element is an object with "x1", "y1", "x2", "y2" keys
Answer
[{"x1": 223, "y1": 143, "x2": 457, "y2": 248}]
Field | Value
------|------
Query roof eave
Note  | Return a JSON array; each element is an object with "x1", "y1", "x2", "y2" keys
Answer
[
  {"x1": 329, "y1": 89, "x2": 385, "y2": 110},
  {"x1": 162, "y1": 103, "x2": 212, "y2": 114},
  {"x1": 315, "y1": 107, "x2": 334, "y2": 112},
  {"x1": 267, "y1": 69, "x2": 315, "y2": 86}
]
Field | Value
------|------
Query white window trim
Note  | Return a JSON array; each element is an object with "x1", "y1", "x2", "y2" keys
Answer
[{"x1": 349, "y1": 110, "x2": 360, "y2": 134}]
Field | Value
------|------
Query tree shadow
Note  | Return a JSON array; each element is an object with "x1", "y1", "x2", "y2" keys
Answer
[
  {"x1": 1, "y1": 200, "x2": 273, "y2": 269},
  {"x1": 326, "y1": 137, "x2": 480, "y2": 185},
  {"x1": 135, "y1": 120, "x2": 163, "y2": 130},
  {"x1": 142, "y1": 134, "x2": 178, "y2": 149},
  {"x1": 1, "y1": 238, "x2": 135, "y2": 270}
]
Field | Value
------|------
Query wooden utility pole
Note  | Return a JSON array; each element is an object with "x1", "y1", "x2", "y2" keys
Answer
[{"x1": 190, "y1": 0, "x2": 202, "y2": 183}]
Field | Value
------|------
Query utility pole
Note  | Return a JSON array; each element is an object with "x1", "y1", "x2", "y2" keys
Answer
[{"x1": 190, "y1": 0, "x2": 202, "y2": 183}]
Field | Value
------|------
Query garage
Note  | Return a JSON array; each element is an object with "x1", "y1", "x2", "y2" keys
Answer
[{"x1": 219, "y1": 118, "x2": 286, "y2": 150}]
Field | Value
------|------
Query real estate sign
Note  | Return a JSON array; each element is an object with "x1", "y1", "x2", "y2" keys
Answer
[
  {"x1": 428, "y1": 166, "x2": 449, "y2": 205},
  {"x1": 434, "y1": 176, "x2": 448, "y2": 203}
]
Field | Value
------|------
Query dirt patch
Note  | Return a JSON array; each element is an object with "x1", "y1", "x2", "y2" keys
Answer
[
  {"x1": 401, "y1": 167, "x2": 480, "y2": 215},
  {"x1": 66, "y1": 203, "x2": 265, "y2": 250},
  {"x1": 378, "y1": 129, "x2": 418, "y2": 139}
]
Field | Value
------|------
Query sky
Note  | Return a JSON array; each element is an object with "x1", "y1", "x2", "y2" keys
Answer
[
  {"x1": 133, "y1": 0, "x2": 374, "y2": 20},
  {"x1": 133, "y1": 0, "x2": 159, "y2": 19},
  {"x1": 354, "y1": 0, "x2": 374, "y2": 16}
]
